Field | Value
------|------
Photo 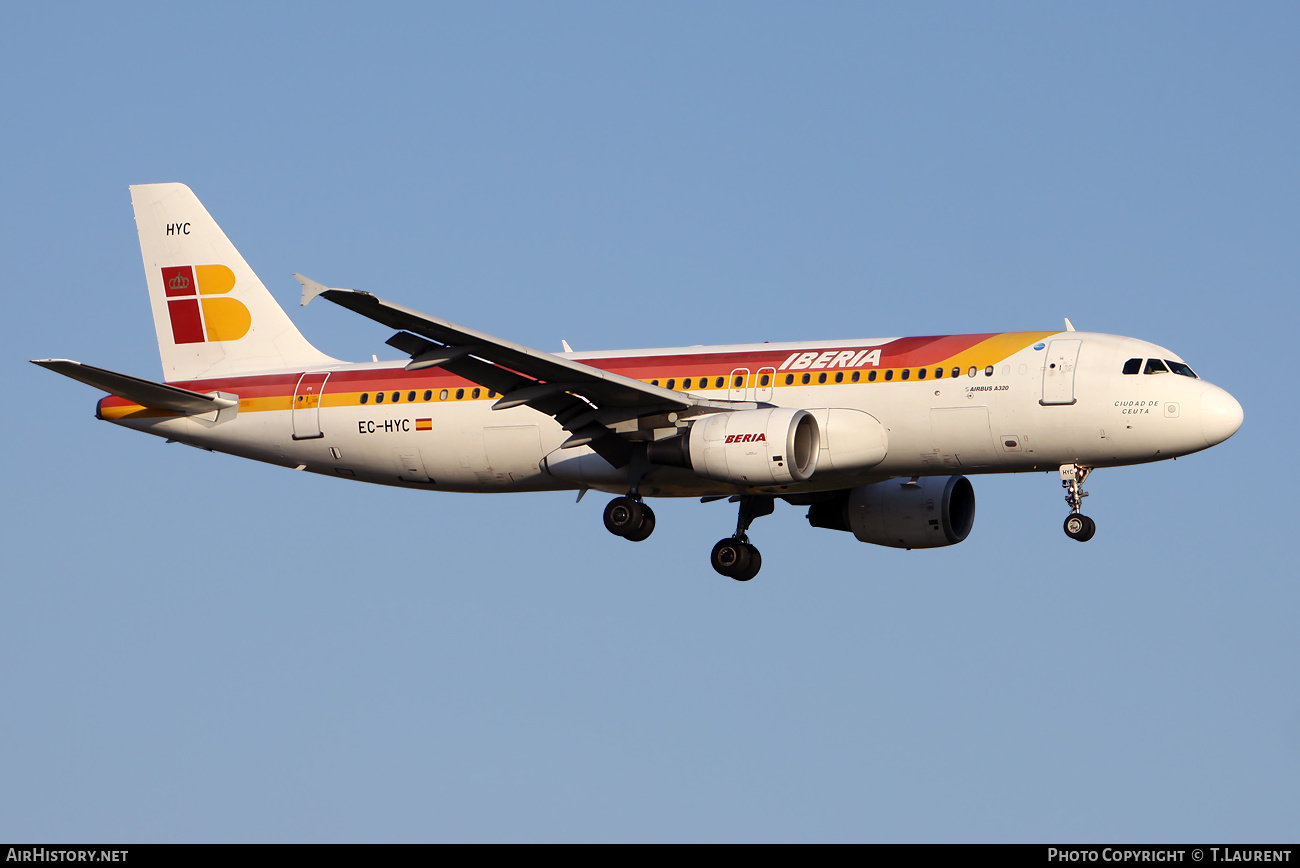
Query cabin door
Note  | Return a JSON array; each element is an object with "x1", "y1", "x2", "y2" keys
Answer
[
  {"x1": 1040, "y1": 340, "x2": 1081, "y2": 406},
  {"x1": 292, "y1": 372, "x2": 331, "y2": 440}
]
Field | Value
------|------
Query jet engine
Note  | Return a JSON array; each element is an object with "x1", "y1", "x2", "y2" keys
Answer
[
  {"x1": 806, "y1": 475, "x2": 975, "y2": 549},
  {"x1": 647, "y1": 408, "x2": 819, "y2": 486}
]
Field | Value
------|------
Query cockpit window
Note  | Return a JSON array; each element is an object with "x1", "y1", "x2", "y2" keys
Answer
[
  {"x1": 1165, "y1": 360, "x2": 1198, "y2": 378},
  {"x1": 1122, "y1": 358, "x2": 1142, "y2": 375},
  {"x1": 1143, "y1": 358, "x2": 1169, "y2": 375}
]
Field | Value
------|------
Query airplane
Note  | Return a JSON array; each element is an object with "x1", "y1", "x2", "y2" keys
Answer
[{"x1": 34, "y1": 183, "x2": 1244, "y2": 581}]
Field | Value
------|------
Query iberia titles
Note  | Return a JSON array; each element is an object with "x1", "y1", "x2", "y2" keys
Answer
[{"x1": 778, "y1": 349, "x2": 882, "y2": 370}]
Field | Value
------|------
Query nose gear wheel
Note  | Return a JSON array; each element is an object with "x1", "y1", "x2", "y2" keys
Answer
[{"x1": 1063, "y1": 513, "x2": 1096, "y2": 542}]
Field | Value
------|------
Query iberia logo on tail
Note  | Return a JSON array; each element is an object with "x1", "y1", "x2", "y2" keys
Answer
[{"x1": 161, "y1": 265, "x2": 251, "y2": 344}]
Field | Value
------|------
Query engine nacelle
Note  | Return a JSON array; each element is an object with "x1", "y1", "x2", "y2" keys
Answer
[
  {"x1": 648, "y1": 408, "x2": 819, "y2": 486},
  {"x1": 809, "y1": 408, "x2": 888, "y2": 474},
  {"x1": 807, "y1": 476, "x2": 975, "y2": 549}
]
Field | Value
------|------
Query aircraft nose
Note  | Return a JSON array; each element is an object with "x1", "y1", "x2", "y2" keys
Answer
[{"x1": 1200, "y1": 385, "x2": 1244, "y2": 447}]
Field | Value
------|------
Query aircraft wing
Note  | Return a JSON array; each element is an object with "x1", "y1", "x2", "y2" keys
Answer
[
  {"x1": 32, "y1": 359, "x2": 238, "y2": 416},
  {"x1": 298, "y1": 275, "x2": 753, "y2": 467}
]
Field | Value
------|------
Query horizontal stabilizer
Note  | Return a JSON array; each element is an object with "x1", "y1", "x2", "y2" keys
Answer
[{"x1": 32, "y1": 359, "x2": 238, "y2": 416}]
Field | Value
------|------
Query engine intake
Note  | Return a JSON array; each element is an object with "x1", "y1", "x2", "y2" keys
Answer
[
  {"x1": 807, "y1": 475, "x2": 975, "y2": 548},
  {"x1": 648, "y1": 408, "x2": 819, "y2": 486}
]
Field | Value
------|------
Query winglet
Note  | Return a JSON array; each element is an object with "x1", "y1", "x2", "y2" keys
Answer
[
  {"x1": 1064, "y1": 317, "x2": 1076, "y2": 332},
  {"x1": 295, "y1": 273, "x2": 341, "y2": 307}
]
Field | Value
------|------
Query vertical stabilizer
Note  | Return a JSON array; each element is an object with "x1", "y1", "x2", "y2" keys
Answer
[{"x1": 131, "y1": 183, "x2": 339, "y2": 381}]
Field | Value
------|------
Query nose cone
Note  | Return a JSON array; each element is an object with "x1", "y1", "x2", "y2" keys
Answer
[{"x1": 1200, "y1": 385, "x2": 1244, "y2": 447}]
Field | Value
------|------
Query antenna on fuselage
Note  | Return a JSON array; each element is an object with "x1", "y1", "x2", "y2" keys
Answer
[{"x1": 1064, "y1": 318, "x2": 1076, "y2": 332}]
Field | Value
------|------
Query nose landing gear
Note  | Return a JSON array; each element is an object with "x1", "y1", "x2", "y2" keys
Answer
[
  {"x1": 1060, "y1": 464, "x2": 1096, "y2": 542},
  {"x1": 710, "y1": 495, "x2": 774, "y2": 581}
]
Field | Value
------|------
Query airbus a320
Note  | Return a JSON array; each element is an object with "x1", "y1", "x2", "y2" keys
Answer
[{"x1": 35, "y1": 184, "x2": 1244, "y2": 581}]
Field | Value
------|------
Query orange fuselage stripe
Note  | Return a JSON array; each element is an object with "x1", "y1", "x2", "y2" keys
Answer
[{"x1": 96, "y1": 331, "x2": 1057, "y2": 420}]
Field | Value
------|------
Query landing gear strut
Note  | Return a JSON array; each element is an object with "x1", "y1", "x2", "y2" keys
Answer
[
  {"x1": 710, "y1": 495, "x2": 773, "y2": 581},
  {"x1": 603, "y1": 495, "x2": 656, "y2": 542},
  {"x1": 1059, "y1": 464, "x2": 1096, "y2": 542}
]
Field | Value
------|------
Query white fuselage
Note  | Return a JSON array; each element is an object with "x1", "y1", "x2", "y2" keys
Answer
[{"x1": 100, "y1": 331, "x2": 1242, "y2": 498}]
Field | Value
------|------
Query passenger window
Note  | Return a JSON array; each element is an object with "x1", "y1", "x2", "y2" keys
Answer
[
  {"x1": 984, "y1": 366, "x2": 993, "y2": 377},
  {"x1": 408, "y1": 391, "x2": 416, "y2": 402},
  {"x1": 818, "y1": 372, "x2": 827, "y2": 384},
  {"x1": 488, "y1": 390, "x2": 496, "y2": 398},
  {"x1": 785, "y1": 374, "x2": 794, "y2": 385},
  {"x1": 851, "y1": 371, "x2": 860, "y2": 383},
  {"x1": 1122, "y1": 358, "x2": 1142, "y2": 375},
  {"x1": 392, "y1": 392, "x2": 400, "y2": 402},
  {"x1": 801, "y1": 373, "x2": 811, "y2": 385},
  {"x1": 716, "y1": 377, "x2": 725, "y2": 388},
  {"x1": 833, "y1": 372, "x2": 842, "y2": 383},
  {"x1": 952, "y1": 367, "x2": 960, "y2": 379},
  {"x1": 455, "y1": 388, "x2": 465, "y2": 400},
  {"x1": 733, "y1": 375, "x2": 744, "y2": 387},
  {"x1": 651, "y1": 380, "x2": 659, "y2": 386},
  {"x1": 934, "y1": 368, "x2": 942, "y2": 379},
  {"x1": 683, "y1": 378, "x2": 692, "y2": 389},
  {"x1": 901, "y1": 369, "x2": 910, "y2": 380},
  {"x1": 918, "y1": 368, "x2": 927, "y2": 380},
  {"x1": 423, "y1": 390, "x2": 432, "y2": 401},
  {"x1": 1144, "y1": 359, "x2": 1169, "y2": 375},
  {"x1": 760, "y1": 374, "x2": 770, "y2": 386},
  {"x1": 868, "y1": 371, "x2": 877, "y2": 382},
  {"x1": 968, "y1": 367, "x2": 977, "y2": 378},
  {"x1": 885, "y1": 370, "x2": 894, "y2": 381},
  {"x1": 666, "y1": 379, "x2": 676, "y2": 390},
  {"x1": 1165, "y1": 360, "x2": 1198, "y2": 378},
  {"x1": 472, "y1": 388, "x2": 480, "y2": 399},
  {"x1": 360, "y1": 393, "x2": 369, "y2": 404},
  {"x1": 439, "y1": 389, "x2": 448, "y2": 401},
  {"x1": 376, "y1": 392, "x2": 384, "y2": 403}
]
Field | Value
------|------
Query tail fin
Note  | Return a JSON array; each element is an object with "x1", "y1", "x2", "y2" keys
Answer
[{"x1": 130, "y1": 183, "x2": 339, "y2": 381}]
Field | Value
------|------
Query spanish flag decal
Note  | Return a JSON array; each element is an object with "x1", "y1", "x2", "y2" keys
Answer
[{"x1": 416, "y1": 418, "x2": 432, "y2": 431}]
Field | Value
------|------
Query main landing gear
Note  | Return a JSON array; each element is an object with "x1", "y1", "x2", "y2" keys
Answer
[
  {"x1": 603, "y1": 495, "x2": 656, "y2": 542},
  {"x1": 1059, "y1": 463, "x2": 1096, "y2": 542},
  {"x1": 710, "y1": 495, "x2": 773, "y2": 582},
  {"x1": 601, "y1": 490, "x2": 774, "y2": 582}
]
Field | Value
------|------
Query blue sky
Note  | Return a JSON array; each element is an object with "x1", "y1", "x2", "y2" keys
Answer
[{"x1": 2, "y1": 2, "x2": 1297, "y2": 842}]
